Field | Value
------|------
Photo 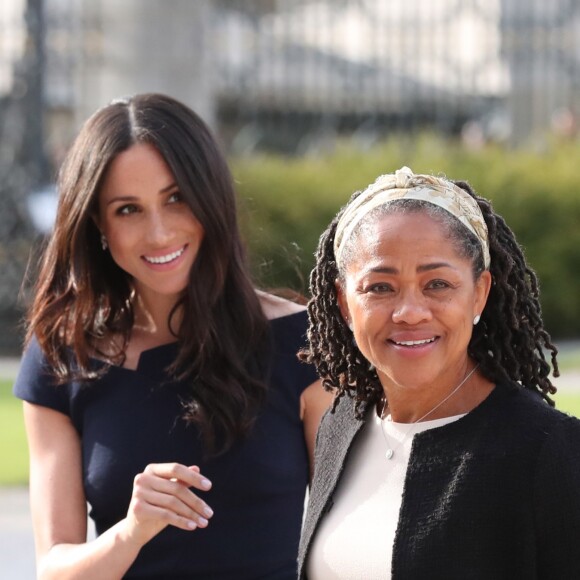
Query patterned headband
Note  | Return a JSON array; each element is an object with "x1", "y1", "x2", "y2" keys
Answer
[{"x1": 333, "y1": 166, "x2": 491, "y2": 269}]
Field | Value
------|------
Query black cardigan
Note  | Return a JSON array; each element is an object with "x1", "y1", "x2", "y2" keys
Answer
[{"x1": 299, "y1": 382, "x2": 580, "y2": 579}]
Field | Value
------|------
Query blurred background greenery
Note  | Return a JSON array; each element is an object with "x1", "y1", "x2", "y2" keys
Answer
[
  {"x1": 3, "y1": 0, "x2": 580, "y2": 352},
  {"x1": 236, "y1": 136, "x2": 580, "y2": 339}
]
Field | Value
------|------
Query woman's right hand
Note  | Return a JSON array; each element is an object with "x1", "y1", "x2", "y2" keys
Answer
[
  {"x1": 122, "y1": 463, "x2": 214, "y2": 547},
  {"x1": 24, "y1": 404, "x2": 215, "y2": 579}
]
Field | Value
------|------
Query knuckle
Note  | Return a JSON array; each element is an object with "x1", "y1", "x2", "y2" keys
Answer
[
  {"x1": 193, "y1": 497, "x2": 206, "y2": 512},
  {"x1": 169, "y1": 480, "x2": 183, "y2": 494},
  {"x1": 167, "y1": 495, "x2": 182, "y2": 511},
  {"x1": 165, "y1": 509, "x2": 180, "y2": 524},
  {"x1": 132, "y1": 498, "x2": 146, "y2": 514}
]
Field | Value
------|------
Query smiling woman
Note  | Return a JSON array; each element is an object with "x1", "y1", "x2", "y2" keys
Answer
[
  {"x1": 335, "y1": 210, "x2": 492, "y2": 417},
  {"x1": 298, "y1": 166, "x2": 580, "y2": 579},
  {"x1": 96, "y1": 142, "x2": 205, "y2": 355},
  {"x1": 12, "y1": 93, "x2": 331, "y2": 579}
]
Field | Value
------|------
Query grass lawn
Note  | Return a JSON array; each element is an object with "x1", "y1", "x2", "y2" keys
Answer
[
  {"x1": 0, "y1": 379, "x2": 29, "y2": 485},
  {"x1": 557, "y1": 347, "x2": 580, "y2": 372},
  {"x1": 554, "y1": 392, "x2": 580, "y2": 417},
  {"x1": 1, "y1": 377, "x2": 579, "y2": 487}
]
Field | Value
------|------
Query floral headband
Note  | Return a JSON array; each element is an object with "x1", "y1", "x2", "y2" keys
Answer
[{"x1": 333, "y1": 166, "x2": 491, "y2": 269}]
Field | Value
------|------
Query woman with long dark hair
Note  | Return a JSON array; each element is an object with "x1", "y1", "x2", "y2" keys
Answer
[{"x1": 14, "y1": 93, "x2": 330, "y2": 579}]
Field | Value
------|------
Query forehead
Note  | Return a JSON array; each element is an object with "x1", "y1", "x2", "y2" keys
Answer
[
  {"x1": 99, "y1": 143, "x2": 174, "y2": 198},
  {"x1": 342, "y1": 211, "x2": 465, "y2": 271}
]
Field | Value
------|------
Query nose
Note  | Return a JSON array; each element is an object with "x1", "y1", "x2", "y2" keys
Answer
[
  {"x1": 391, "y1": 289, "x2": 432, "y2": 325},
  {"x1": 146, "y1": 210, "x2": 173, "y2": 245}
]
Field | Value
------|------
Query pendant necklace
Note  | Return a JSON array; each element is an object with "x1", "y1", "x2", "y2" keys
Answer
[{"x1": 379, "y1": 364, "x2": 479, "y2": 460}]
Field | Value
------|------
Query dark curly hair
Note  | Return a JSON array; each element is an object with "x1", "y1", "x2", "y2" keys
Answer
[{"x1": 299, "y1": 178, "x2": 559, "y2": 419}]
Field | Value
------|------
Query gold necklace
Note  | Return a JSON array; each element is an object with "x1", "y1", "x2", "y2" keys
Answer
[{"x1": 379, "y1": 364, "x2": 479, "y2": 460}]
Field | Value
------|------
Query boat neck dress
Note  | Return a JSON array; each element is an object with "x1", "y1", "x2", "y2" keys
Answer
[{"x1": 14, "y1": 311, "x2": 318, "y2": 579}]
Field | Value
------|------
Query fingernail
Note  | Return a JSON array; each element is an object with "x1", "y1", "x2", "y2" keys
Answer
[
  {"x1": 201, "y1": 478, "x2": 212, "y2": 490},
  {"x1": 204, "y1": 506, "x2": 214, "y2": 518},
  {"x1": 187, "y1": 521, "x2": 197, "y2": 530},
  {"x1": 198, "y1": 517, "x2": 208, "y2": 526}
]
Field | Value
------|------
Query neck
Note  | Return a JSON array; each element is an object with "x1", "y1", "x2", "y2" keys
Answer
[
  {"x1": 132, "y1": 291, "x2": 183, "y2": 345},
  {"x1": 381, "y1": 362, "x2": 491, "y2": 423}
]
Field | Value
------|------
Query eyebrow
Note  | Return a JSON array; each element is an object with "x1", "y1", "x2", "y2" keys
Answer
[
  {"x1": 369, "y1": 262, "x2": 454, "y2": 274},
  {"x1": 160, "y1": 182, "x2": 178, "y2": 193},
  {"x1": 105, "y1": 182, "x2": 178, "y2": 206}
]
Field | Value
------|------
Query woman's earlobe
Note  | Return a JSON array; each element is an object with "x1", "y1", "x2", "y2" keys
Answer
[
  {"x1": 334, "y1": 279, "x2": 351, "y2": 328},
  {"x1": 476, "y1": 270, "x2": 492, "y2": 312}
]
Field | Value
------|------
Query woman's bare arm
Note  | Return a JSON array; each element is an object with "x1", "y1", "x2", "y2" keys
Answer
[
  {"x1": 300, "y1": 380, "x2": 334, "y2": 481},
  {"x1": 24, "y1": 403, "x2": 213, "y2": 580}
]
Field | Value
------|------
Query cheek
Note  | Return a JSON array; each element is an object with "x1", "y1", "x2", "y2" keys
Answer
[
  {"x1": 194, "y1": 222, "x2": 205, "y2": 241},
  {"x1": 182, "y1": 214, "x2": 204, "y2": 238},
  {"x1": 106, "y1": 229, "x2": 140, "y2": 262},
  {"x1": 100, "y1": 215, "x2": 119, "y2": 240},
  {"x1": 443, "y1": 303, "x2": 475, "y2": 340},
  {"x1": 347, "y1": 297, "x2": 381, "y2": 333},
  {"x1": 107, "y1": 229, "x2": 130, "y2": 248}
]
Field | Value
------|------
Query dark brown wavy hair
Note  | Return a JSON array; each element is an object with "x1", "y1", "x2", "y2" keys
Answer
[
  {"x1": 300, "y1": 179, "x2": 559, "y2": 418},
  {"x1": 26, "y1": 93, "x2": 269, "y2": 454}
]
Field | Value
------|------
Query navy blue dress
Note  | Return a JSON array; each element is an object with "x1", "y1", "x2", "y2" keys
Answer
[{"x1": 14, "y1": 311, "x2": 318, "y2": 579}]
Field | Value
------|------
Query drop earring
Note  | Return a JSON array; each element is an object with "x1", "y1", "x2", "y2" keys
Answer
[
  {"x1": 473, "y1": 314, "x2": 481, "y2": 325},
  {"x1": 101, "y1": 234, "x2": 108, "y2": 251}
]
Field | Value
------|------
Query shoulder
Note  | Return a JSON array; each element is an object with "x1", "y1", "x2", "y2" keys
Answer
[
  {"x1": 13, "y1": 335, "x2": 71, "y2": 415},
  {"x1": 258, "y1": 292, "x2": 309, "y2": 340},
  {"x1": 257, "y1": 290, "x2": 306, "y2": 320},
  {"x1": 256, "y1": 290, "x2": 306, "y2": 320},
  {"x1": 469, "y1": 382, "x2": 580, "y2": 451},
  {"x1": 17, "y1": 335, "x2": 51, "y2": 381},
  {"x1": 535, "y1": 420, "x2": 580, "y2": 507},
  {"x1": 502, "y1": 383, "x2": 577, "y2": 426},
  {"x1": 317, "y1": 396, "x2": 368, "y2": 450},
  {"x1": 256, "y1": 291, "x2": 319, "y2": 391},
  {"x1": 532, "y1": 412, "x2": 580, "y2": 576}
]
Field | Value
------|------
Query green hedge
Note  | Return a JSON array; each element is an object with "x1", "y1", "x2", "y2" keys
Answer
[{"x1": 232, "y1": 135, "x2": 580, "y2": 339}]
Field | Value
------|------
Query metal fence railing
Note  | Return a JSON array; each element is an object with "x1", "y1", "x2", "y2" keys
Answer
[
  {"x1": 213, "y1": 0, "x2": 580, "y2": 153},
  {"x1": 1, "y1": 0, "x2": 580, "y2": 352}
]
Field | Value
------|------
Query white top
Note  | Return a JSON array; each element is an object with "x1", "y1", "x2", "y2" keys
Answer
[{"x1": 306, "y1": 411, "x2": 465, "y2": 580}]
